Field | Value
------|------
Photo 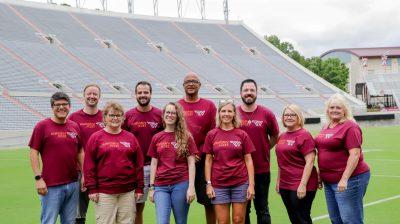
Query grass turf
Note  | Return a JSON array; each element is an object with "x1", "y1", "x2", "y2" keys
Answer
[{"x1": 0, "y1": 126, "x2": 399, "y2": 223}]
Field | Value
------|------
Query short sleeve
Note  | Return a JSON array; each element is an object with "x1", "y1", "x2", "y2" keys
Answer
[
  {"x1": 28, "y1": 122, "x2": 44, "y2": 152},
  {"x1": 298, "y1": 132, "x2": 316, "y2": 156},
  {"x1": 187, "y1": 136, "x2": 198, "y2": 155},
  {"x1": 266, "y1": 110, "x2": 279, "y2": 137},
  {"x1": 147, "y1": 135, "x2": 158, "y2": 158},
  {"x1": 209, "y1": 103, "x2": 217, "y2": 130},
  {"x1": 203, "y1": 132, "x2": 214, "y2": 154},
  {"x1": 344, "y1": 126, "x2": 362, "y2": 150},
  {"x1": 242, "y1": 132, "x2": 256, "y2": 155}
]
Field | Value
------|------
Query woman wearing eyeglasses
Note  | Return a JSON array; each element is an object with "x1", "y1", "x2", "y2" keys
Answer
[
  {"x1": 204, "y1": 100, "x2": 255, "y2": 224},
  {"x1": 275, "y1": 104, "x2": 318, "y2": 224},
  {"x1": 84, "y1": 101, "x2": 144, "y2": 224},
  {"x1": 147, "y1": 102, "x2": 197, "y2": 224}
]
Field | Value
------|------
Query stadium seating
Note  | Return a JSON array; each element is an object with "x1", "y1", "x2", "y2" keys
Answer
[
  {"x1": 0, "y1": 0, "x2": 364, "y2": 130},
  {"x1": 366, "y1": 73, "x2": 400, "y2": 107}
]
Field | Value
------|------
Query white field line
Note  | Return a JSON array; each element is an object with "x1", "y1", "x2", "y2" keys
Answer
[
  {"x1": 363, "y1": 149, "x2": 384, "y2": 153},
  {"x1": 368, "y1": 159, "x2": 400, "y2": 162},
  {"x1": 372, "y1": 174, "x2": 400, "y2": 178},
  {"x1": 313, "y1": 194, "x2": 400, "y2": 222}
]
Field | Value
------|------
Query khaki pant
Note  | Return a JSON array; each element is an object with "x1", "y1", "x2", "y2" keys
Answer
[{"x1": 95, "y1": 191, "x2": 136, "y2": 224}]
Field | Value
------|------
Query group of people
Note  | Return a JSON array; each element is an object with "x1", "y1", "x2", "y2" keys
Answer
[{"x1": 29, "y1": 72, "x2": 370, "y2": 224}]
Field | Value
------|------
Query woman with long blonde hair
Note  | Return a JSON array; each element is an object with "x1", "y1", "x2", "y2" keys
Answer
[{"x1": 148, "y1": 102, "x2": 197, "y2": 224}]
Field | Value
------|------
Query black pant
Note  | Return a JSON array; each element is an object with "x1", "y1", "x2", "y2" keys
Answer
[
  {"x1": 76, "y1": 172, "x2": 89, "y2": 224},
  {"x1": 194, "y1": 157, "x2": 212, "y2": 206},
  {"x1": 279, "y1": 189, "x2": 316, "y2": 224},
  {"x1": 245, "y1": 173, "x2": 271, "y2": 224}
]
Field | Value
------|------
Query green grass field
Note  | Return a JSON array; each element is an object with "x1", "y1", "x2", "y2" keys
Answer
[{"x1": 1, "y1": 126, "x2": 399, "y2": 223}]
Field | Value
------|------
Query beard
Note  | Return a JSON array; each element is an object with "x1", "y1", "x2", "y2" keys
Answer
[
  {"x1": 241, "y1": 95, "x2": 257, "y2": 105},
  {"x1": 137, "y1": 97, "x2": 150, "y2": 107}
]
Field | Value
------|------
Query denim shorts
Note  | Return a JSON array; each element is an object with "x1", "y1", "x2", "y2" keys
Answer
[{"x1": 212, "y1": 182, "x2": 248, "y2": 205}]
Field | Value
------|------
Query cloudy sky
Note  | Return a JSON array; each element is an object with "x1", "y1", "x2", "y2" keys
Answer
[{"x1": 28, "y1": 0, "x2": 400, "y2": 57}]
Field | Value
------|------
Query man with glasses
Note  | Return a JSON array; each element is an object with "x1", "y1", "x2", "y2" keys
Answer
[
  {"x1": 238, "y1": 79, "x2": 279, "y2": 224},
  {"x1": 69, "y1": 84, "x2": 104, "y2": 224},
  {"x1": 123, "y1": 81, "x2": 163, "y2": 224},
  {"x1": 178, "y1": 72, "x2": 217, "y2": 224},
  {"x1": 29, "y1": 92, "x2": 84, "y2": 224}
]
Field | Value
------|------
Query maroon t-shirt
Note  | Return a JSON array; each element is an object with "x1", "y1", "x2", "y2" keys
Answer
[
  {"x1": 238, "y1": 105, "x2": 279, "y2": 174},
  {"x1": 148, "y1": 131, "x2": 197, "y2": 186},
  {"x1": 68, "y1": 109, "x2": 104, "y2": 149},
  {"x1": 315, "y1": 120, "x2": 370, "y2": 183},
  {"x1": 203, "y1": 128, "x2": 255, "y2": 188},
  {"x1": 178, "y1": 98, "x2": 216, "y2": 156},
  {"x1": 276, "y1": 128, "x2": 318, "y2": 191},
  {"x1": 84, "y1": 129, "x2": 144, "y2": 194},
  {"x1": 29, "y1": 118, "x2": 82, "y2": 187},
  {"x1": 123, "y1": 107, "x2": 163, "y2": 165}
]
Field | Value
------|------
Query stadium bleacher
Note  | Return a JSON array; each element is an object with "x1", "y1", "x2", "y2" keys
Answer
[
  {"x1": 0, "y1": 0, "x2": 364, "y2": 130},
  {"x1": 366, "y1": 73, "x2": 400, "y2": 107}
]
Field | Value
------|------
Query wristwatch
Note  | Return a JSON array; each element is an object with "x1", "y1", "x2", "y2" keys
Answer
[
  {"x1": 206, "y1": 180, "x2": 212, "y2": 186},
  {"x1": 34, "y1": 175, "x2": 42, "y2": 181},
  {"x1": 149, "y1": 184, "x2": 155, "y2": 190}
]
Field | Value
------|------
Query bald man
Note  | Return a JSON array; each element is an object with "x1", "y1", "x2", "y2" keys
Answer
[{"x1": 178, "y1": 73, "x2": 217, "y2": 224}]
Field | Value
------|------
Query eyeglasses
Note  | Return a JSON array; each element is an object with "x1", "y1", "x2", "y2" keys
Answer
[
  {"x1": 283, "y1": 113, "x2": 297, "y2": 118},
  {"x1": 107, "y1": 114, "x2": 123, "y2": 118},
  {"x1": 52, "y1": 103, "x2": 69, "y2": 108},
  {"x1": 183, "y1": 80, "x2": 201, "y2": 85}
]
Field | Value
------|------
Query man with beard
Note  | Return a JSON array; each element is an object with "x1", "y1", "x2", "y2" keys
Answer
[
  {"x1": 123, "y1": 81, "x2": 163, "y2": 224},
  {"x1": 29, "y1": 92, "x2": 84, "y2": 224},
  {"x1": 238, "y1": 79, "x2": 279, "y2": 224},
  {"x1": 178, "y1": 72, "x2": 217, "y2": 224},
  {"x1": 69, "y1": 84, "x2": 104, "y2": 224}
]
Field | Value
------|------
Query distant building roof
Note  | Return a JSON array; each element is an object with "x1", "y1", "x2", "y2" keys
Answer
[{"x1": 321, "y1": 47, "x2": 400, "y2": 58}]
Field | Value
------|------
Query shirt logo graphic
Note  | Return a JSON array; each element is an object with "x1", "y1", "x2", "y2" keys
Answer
[
  {"x1": 96, "y1": 122, "x2": 105, "y2": 128},
  {"x1": 147, "y1": 122, "x2": 159, "y2": 129},
  {"x1": 120, "y1": 141, "x2": 131, "y2": 148},
  {"x1": 230, "y1": 141, "x2": 241, "y2": 147},
  {"x1": 286, "y1": 140, "x2": 295, "y2": 146},
  {"x1": 67, "y1": 132, "x2": 77, "y2": 139},
  {"x1": 171, "y1": 141, "x2": 179, "y2": 149},
  {"x1": 194, "y1": 110, "x2": 206, "y2": 116},
  {"x1": 325, "y1": 134, "x2": 333, "y2": 139},
  {"x1": 252, "y1": 120, "x2": 263, "y2": 127}
]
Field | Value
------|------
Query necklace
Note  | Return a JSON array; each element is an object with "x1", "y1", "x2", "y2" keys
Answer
[{"x1": 241, "y1": 106, "x2": 257, "y2": 126}]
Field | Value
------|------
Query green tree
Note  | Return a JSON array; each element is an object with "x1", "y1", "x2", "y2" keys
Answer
[
  {"x1": 265, "y1": 35, "x2": 348, "y2": 92},
  {"x1": 265, "y1": 35, "x2": 306, "y2": 65},
  {"x1": 304, "y1": 57, "x2": 322, "y2": 75},
  {"x1": 320, "y1": 58, "x2": 348, "y2": 91}
]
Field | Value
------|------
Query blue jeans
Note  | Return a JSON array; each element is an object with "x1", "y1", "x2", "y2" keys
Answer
[
  {"x1": 40, "y1": 181, "x2": 79, "y2": 224},
  {"x1": 324, "y1": 171, "x2": 370, "y2": 224},
  {"x1": 154, "y1": 181, "x2": 190, "y2": 224}
]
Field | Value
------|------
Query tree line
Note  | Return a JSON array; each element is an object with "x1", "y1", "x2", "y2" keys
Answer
[{"x1": 265, "y1": 35, "x2": 348, "y2": 92}]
